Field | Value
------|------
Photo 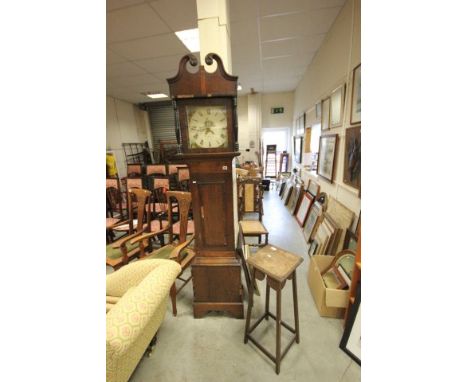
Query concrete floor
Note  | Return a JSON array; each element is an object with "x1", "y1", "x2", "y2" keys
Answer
[{"x1": 125, "y1": 188, "x2": 360, "y2": 382}]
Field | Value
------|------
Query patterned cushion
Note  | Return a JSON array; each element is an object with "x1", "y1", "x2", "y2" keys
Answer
[
  {"x1": 106, "y1": 260, "x2": 181, "y2": 382},
  {"x1": 106, "y1": 240, "x2": 140, "y2": 260}
]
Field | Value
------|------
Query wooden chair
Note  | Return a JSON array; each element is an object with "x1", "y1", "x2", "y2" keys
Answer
[
  {"x1": 238, "y1": 177, "x2": 264, "y2": 221},
  {"x1": 146, "y1": 164, "x2": 167, "y2": 176},
  {"x1": 177, "y1": 167, "x2": 190, "y2": 191},
  {"x1": 105, "y1": 188, "x2": 152, "y2": 271},
  {"x1": 106, "y1": 185, "x2": 125, "y2": 243},
  {"x1": 127, "y1": 163, "x2": 143, "y2": 178},
  {"x1": 134, "y1": 191, "x2": 195, "y2": 316}
]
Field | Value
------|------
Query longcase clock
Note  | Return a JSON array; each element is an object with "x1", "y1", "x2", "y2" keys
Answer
[{"x1": 167, "y1": 53, "x2": 243, "y2": 318}]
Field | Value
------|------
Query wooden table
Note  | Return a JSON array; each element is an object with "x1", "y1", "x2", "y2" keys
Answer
[
  {"x1": 239, "y1": 220, "x2": 269, "y2": 246},
  {"x1": 244, "y1": 244, "x2": 303, "y2": 374}
]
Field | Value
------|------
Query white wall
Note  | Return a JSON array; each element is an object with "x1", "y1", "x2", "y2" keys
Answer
[
  {"x1": 293, "y1": 0, "x2": 361, "y2": 215},
  {"x1": 106, "y1": 96, "x2": 151, "y2": 177},
  {"x1": 261, "y1": 91, "x2": 294, "y2": 130},
  {"x1": 237, "y1": 91, "x2": 294, "y2": 164}
]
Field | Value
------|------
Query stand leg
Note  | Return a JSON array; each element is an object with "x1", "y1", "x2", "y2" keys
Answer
[
  {"x1": 244, "y1": 269, "x2": 255, "y2": 344},
  {"x1": 265, "y1": 282, "x2": 270, "y2": 320},
  {"x1": 275, "y1": 287, "x2": 282, "y2": 374},
  {"x1": 292, "y1": 271, "x2": 299, "y2": 344}
]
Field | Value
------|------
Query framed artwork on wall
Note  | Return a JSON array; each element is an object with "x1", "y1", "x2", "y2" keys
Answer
[
  {"x1": 296, "y1": 113, "x2": 305, "y2": 135},
  {"x1": 304, "y1": 127, "x2": 312, "y2": 153},
  {"x1": 317, "y1": 134, "x2": 338, "y2": 183},
  {"x1": 350, "y1": 64, "x2": 361, "y2": 124},
  {"x1": 321, "y1": 97, "x2": 331, "y2": 131},
  {"x1": 294, "y1": 135, "x2": 303, "y2": 164},
  {"x1": 315, "y1": 101, "x2": 321, "y2": 120},
  {"x1": 330, "y1": 84, "x2": 346, "y2": 128},
  {"x1": 343, "y1": 125, "x2": 361, "y2": 191},
  {"x1": 295, "y1": 192, "x2": 314, "y2": 227}
]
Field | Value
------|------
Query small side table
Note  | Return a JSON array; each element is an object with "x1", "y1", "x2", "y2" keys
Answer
[
  {"x1": 244, "y1": 244, "x2": 303, "y2": 374},
  {"x1": 239, "y1": 220, "x2": 269, "y2": 246}
]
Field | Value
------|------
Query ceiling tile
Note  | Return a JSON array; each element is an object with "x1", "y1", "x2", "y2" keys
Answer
[
  {"x1": 108, "y1": 73, "x2": 161, "y2": 89},
  {"x1": 261, "y1": 35, "x2": 324, "y2": 59},
  {"x1": 259, "y1": 0, "x2": 311, "y2": 17},
  {"x1": 107, "y1": 0, "x2": 145, "y2": 12},
  {"x1": 107, "y1": 49, "x2": 127, "y2": 65},
  {"x1": 260, "y1": 7, "x2": 341, "y2": 41},
  {"x1": 107, "y1": 61, "x2": 147, "y2": 77},
  {"x1": 108, "y1": 33, "x2": 189, "y2": 60},
  {"x1": 229, "y1": 0, "x2": 258, "y2": 22},
  {"x1": 149, "y1": 0, "x2": 197, "y2": 31},
  {"x1": 231, "y1": 19, "x2": 259, "y2": 47},
  {"x1": 134, "y1": 52, "x2": 199, "y2": 74},
  {"x1": 259, "y1": 0, "x2": 345, "y2": 17},
  {"x1": 107, "y1": 3, "x2": 171, "y2": 43}
]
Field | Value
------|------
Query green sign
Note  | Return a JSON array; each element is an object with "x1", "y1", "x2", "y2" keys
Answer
[{"x1": 271, "y1": 107, "x2": 284, "y2": 114}]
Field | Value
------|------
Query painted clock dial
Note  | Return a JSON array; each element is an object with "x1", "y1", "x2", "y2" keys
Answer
[{"x1": 186, "y1": 105, "x2": 228, "y2": 149}]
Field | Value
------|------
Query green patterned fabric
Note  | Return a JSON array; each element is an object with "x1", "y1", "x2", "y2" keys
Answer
[
  {"x1": 106, "y1": 240, "x2": 140, "y2": 260},
  {"x1": 145, "y1": 245, "x2": 175, "y2": 260}
]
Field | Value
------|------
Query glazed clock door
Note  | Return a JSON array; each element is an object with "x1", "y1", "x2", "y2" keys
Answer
[{"x1": 191, "y1": 173, "x2": 235, "y2": 256}]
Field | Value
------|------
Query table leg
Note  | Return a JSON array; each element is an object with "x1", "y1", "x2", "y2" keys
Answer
[
  {"x1": 275, "y1": 287, "x2": 282, "y2": 374},
  {"x1": 292, "y1": 271, "x2": 299, "y2": 344}
]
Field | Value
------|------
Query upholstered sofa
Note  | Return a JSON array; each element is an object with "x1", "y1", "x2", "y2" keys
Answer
[{"x1": 106, "y1": 259, "x2": 181, "y2": 382}]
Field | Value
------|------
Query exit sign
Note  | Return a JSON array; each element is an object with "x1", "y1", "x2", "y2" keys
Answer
[{"x1": 271, "y1": 107, "x2": 284, "y2": 114}]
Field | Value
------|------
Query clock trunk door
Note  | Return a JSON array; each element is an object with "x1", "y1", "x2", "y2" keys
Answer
[{"x1": 191, "y1": 174, "x2": 234, "y2": 255}]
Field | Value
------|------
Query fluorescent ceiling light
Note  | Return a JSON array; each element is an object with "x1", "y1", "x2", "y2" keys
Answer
[
  {"x1": 237, "y1": 84, "x2": 242, "y2": 91},
  {"x1": 175, "y1": 28, "x2": 200, "y2": 53},
  {"x1": 144, "y1": 92, "x2": 168, "y2": 99}
]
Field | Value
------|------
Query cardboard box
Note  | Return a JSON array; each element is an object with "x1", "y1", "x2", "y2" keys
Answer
[{"x1": 307, "y1": 255, "x2": 350, "y2": 318}]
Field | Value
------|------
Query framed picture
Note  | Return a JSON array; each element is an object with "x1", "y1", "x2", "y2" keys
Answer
[
  {"x1": 296, "y1": 113, "x2": 305, "y2": 135},
  {"x1": 282, "y1": 182, "x2": 293, "y2": 204},
  {"x1": 307, "y1": 180, "x2": 320, "y2": 198},
  {"x1": 294, "y1": 136, "x2": 303, "y2": 164},
  {"x1": 343, "y1": 229, "x2": 358, "y2": 251},
  {"x1": 315, "y1": 101, "x2": 321, "y2": 120},
  {"x1": 343, "y1": 126, "x2": 361, "y2": 191},
  {"x1": 295, "y1": 192, "x2": 314, "y2": 227},
  {"x1": 321, "y1": 97, "x2": 331, "y2": 131},
  {"x1": 340, "y1": 281, "x2": 361, "y2": 365},
  {"x1": 350, "y1": 64, "x2": 361, "y2": 124},
  {"x1": 287, "y1": 184, "x2": 303, "y2": 214},
  {"x1": 317, "y1": 134, "x2": 338, "y2": 183},
  {"x1": 304, "y1": 127, "x2": 312, "y2": 153},
  {"x1": 330, "y1": 84, "x2": 346, "y2": 128},
  {"x1": 308, "y1": 240, "x2": 318, "y2": 257},
  {"x1": 278, "y1": 182, "x2": 286, "y2": 197},
  {"x1": 302, "y1": 202, "x2": 322, "y2": 242}
]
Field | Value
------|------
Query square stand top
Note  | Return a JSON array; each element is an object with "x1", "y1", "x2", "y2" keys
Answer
[{"x1": 247, "y1": 244, "x2": 303, "y2": 283}]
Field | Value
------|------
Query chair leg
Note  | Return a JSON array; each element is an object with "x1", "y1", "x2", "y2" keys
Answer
[{"x1": 170, "y1": 283, "x2": 177, "y2": 316}]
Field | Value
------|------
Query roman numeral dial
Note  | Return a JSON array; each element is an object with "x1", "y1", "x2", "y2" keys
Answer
[{"x1": 187, "y1": 105, "x2": 228, "y2": 149}]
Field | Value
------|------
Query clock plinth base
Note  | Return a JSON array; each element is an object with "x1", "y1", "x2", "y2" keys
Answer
[
  {"x1": 193, "y1": 302, "x2": 244, "y2": 319},
  {"x1": 192, "y1": 256, "x2": 244, "y2": 319}
]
